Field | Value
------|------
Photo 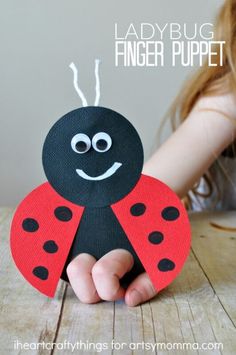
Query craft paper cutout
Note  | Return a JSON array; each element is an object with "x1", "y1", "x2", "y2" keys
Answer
[{"x1": 10, "y1": 61, "x2": 191, "y2": 298}]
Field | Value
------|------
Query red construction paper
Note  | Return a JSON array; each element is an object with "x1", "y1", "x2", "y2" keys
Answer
[
  {"x1": 112, "y1": 174, "x2": 191, "y2": 292},
  {"x1": 11, "y1": 175, "x2": 191, "y2": 297},
  {"x1": 10, "y1": 183, "x2": 84, "y2": 297}
]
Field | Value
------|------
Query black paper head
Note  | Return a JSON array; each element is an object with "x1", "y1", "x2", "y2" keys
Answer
[{"x1": 42, "y1": 106, "x2": 144, "y2": 207}]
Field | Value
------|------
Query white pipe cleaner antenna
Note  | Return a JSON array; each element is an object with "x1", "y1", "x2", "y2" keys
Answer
[
  {"x1": 69, "y1": 62, "x2": 88, "y2": 107},
  {"x1": 69, "y1": 59, "x2": 101, "y2": 107},
  {"x1": 94, "y1": 59, "x2": 101, "y2": 106}
]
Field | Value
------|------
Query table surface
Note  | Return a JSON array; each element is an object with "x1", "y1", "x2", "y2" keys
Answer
[{"x1": 0, "y1": 208, "x2": 236, "y2": 355}]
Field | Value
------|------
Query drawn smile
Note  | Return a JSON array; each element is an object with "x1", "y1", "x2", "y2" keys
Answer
[{"x1": 76, "y1": 162, "x2": 122, "y2": 181}]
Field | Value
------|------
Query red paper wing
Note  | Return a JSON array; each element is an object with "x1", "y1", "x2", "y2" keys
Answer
[
  {"x1": 111, "y1": 174, "x2": 191, "y2": 292},
  {"x1": 10, "y1": 183, "x2": 84, "y2": 297}
]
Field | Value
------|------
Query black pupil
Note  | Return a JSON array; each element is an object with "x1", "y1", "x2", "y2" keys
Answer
[
  {"x1": 96, "y1": 139, "x2": 108, "y2": 151},
  {"x1": 75, "y1": 140, "x2": 87, "y2": 153}
]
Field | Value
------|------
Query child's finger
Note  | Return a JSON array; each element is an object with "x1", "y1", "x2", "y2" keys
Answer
[
  {"x1": 67, "y1": 253, "x2": 101, "y2": 304},
  {"x1": 125, "y1": 272, "x2": 157, "y2": 307},
  {"x1": 92, "y1": 249, "x2": 134, "y2": 301}
]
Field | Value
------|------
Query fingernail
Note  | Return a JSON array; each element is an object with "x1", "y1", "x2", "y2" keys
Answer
[{"x1": 129, "y1": 289, "x2": 142, "y2": 306}]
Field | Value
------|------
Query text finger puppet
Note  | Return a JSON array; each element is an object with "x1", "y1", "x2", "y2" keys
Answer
[{"x1": 10, "y1": 60, "x2": 191, "y2": 297}]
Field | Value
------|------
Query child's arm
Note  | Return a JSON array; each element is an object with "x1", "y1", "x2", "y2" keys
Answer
[
  {"x1": 144, "y1": 93, "x2": 236, "y2": 197},
  {"x1": 67, "y1": 94, "x2": 236, "y2": 306}
]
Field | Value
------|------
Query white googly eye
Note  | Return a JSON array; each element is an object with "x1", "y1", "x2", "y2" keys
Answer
[
  {"x1": 71, "y1": 133, "x2": 91, "y2": 154},
  {"x1": 92, "y1": 132, "x2": 112, "y2": 153}
]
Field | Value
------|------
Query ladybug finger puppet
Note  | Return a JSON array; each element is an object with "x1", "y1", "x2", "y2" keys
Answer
[{"x1": 10, "y1": 60, "x2": 191, "y2": 297}]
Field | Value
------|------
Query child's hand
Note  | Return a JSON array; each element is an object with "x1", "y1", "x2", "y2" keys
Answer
[{"x1": 67, "y1": 249, "x2": 157, "y2": 306}]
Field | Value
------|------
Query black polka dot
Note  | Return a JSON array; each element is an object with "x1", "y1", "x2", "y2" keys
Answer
[
  {"x1": 43, "y1": 240, "x2": 58, "y2": 253},
  {"x1": 161, "y1": 206, "x2": 180, "y2": 221},
  {"x1": 130, "y1": 203, "x2": 146, "y2": 216},
  {"x1": 54, "y1": 206, "x2": 72, "y2": 221},
  {"x1": 22, "y1": 218, "x2": 39, "y2": 232},
  {"x1": 33, "y1": 266, "x2": 48, "y2": 280},
  {"x1": 158, "y1": 258, "x2": 175, "y2": 272},
  {"x1": 148, "y1": 231, "x2": 164, "y2": 244}
]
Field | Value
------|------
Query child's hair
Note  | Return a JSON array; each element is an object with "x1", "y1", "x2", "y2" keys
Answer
[{"x1": 167, "y1": 0, "x2": 236, "y2": 209}]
